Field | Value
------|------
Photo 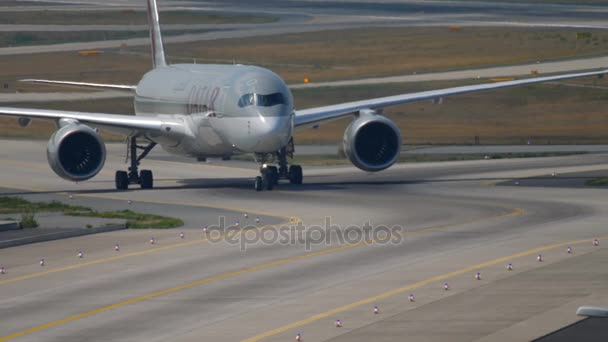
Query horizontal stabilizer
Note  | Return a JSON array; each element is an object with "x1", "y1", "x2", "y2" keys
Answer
[{"x1": 20, "y1": 79, "x2": 136, "y2": 91}]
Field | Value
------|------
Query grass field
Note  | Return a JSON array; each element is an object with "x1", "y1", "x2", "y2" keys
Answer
[
  {"x1": 1, "y1": 26, "x2": 608, "y2": 144},
  {"x1": 0, "y1": 196, "x2": 184, "y2": 228},
  {"x1": 586, "y1": 177, "x2": 608, "y2": 186},
  {"x1": 291, "y1": 79, "x2": 608, "y2": 145},
  {"x1": 157, "y1": 27, "x2": 608, "y2": 83},
  {"x1": 3, "y1": 26, "x2": 608, "y2": 92},
  {"x1": 0, "y1": 10, "x2": 278, "y2": 26},
  {"x1": 3, "y1": 77, "x2": 608, "y2": 145}
]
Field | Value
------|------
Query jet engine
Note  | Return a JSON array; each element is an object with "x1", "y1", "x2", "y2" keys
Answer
[
  {"x1": 47, "y1": 123, "x2": 106, "y2": 181},
  {"x1": 343, "y1": 111, "x2": 401, "y2": 172}
]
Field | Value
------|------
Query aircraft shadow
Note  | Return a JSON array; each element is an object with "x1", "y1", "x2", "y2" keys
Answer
[{"x1": 0, "y1": 176, "x2": 601, "y2": 196}]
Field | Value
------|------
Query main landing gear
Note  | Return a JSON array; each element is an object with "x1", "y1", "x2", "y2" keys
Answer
[
  {"x1": 115, "y1": 137, "x2": 157, "y2": 190},
  {"x1": 254, "y1": 142, "x2": 303, "y2": 191}
]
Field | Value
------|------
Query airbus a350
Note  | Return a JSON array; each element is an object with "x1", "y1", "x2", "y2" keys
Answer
[{"x1": 1, "y1": 0, "x2": 606, "y2": 191}]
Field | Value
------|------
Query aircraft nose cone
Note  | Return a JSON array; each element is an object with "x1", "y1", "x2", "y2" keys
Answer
[{"x1": 252, "y1": 116, "x2": 291, "y2": 152}]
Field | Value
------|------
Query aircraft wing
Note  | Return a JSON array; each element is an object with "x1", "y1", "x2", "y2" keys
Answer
[
  {"x1": 294, "y1": 69, "x2": 608, "y2": 128},
  {"x1": 0, "y1": 107, "x2": 185, "y2": 138},
  {"x1": 20, "y1": 79, "x2": 137, "y2": 91}
]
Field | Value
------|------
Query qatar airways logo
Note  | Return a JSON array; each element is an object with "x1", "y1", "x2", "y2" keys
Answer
[
  {"x1": 205, "y1": 217, "x2": 404, "y2": 251},
  {"x1": 187, "y1": 85, "x2": 221, "y2": 114}
]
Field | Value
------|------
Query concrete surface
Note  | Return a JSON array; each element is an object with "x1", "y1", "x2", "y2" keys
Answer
[
  {"x1": 0, "y1": 139, "x2": 607, "y2": 342},
  {"x1": 0, "y1": 223, "x2": 126, "y2": 249},
  {"x1": 0, "y1": 220, "x2": 20, "y2": 231},
  {"x1": 327, "y1": 248, "x2": 608, "y2": 342}
]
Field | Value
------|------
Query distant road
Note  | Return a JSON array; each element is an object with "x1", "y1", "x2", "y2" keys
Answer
[
  {"x1": 290, "y1": 55, "x2": 608, "y2": 89},
  {"x1": 0, "y1": 23, "x2": 259, "y2": 32},
  {"x1": 2, "y1": 0, "x2": 608, "y2": 56}
]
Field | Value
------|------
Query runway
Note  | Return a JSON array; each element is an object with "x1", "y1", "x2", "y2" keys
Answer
[{"x1": 0, "y1": 139, "x2": 607, "y2": 341}]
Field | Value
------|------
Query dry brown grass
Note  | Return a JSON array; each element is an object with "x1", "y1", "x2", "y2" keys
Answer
[
  {"x1": 1, "y1": 98, "x2": 133, "y2": 141},
  {"x1": 3, "y1": 26, "x2": 607, "y2": 92},
  {"x1": 3, "y1": 78, "x2": 608, "y2": 145},
  {"x1": 159, "y1": 27, "x2": 608, "y2": 83},
  {"x1": 293, "y1": 78, "x2": 608, "y2": 144},
  {"x1": 0, "y1": 51, "x2": 148, "y2": 94},
  {"x1": 2, "y1": 26, "x2": 608, "y2": 145}
]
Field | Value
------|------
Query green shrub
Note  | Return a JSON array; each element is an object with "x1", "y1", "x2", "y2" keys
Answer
[{"x1": 20, "y1": 210, "x2": 38, "y2": 228}]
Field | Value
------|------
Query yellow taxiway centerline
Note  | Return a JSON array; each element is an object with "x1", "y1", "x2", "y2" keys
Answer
[
  {"x1": 0, "y1": 207, "x2": 523, "y2": 341},
  {"x1": 0, "y1": 201, "x2": 518, "y2": 287},
  {"x1": 242, "y1": 237, "x2": 603, "y2": 342}
]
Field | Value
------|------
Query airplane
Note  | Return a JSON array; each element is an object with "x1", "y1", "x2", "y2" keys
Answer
[{"x1": 1, "y1": 0, "x2": 607, "y2": 192}]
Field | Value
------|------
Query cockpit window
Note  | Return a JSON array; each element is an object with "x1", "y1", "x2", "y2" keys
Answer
[{"x1": 238, "y1": 93, "x2": 285, "y2": 108}]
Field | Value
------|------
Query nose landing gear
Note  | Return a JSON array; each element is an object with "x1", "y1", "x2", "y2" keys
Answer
[
  {"x1": 256, "y1": 164, "x2": 277, "y2": 191},
  {"x1": 254, "y1": 142, "x2": 303, "y2": 191}
]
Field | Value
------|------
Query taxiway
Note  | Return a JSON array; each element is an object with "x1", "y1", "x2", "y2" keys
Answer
[{"x1": 0, "y1": 139, "x2": 606, "y2": 341}]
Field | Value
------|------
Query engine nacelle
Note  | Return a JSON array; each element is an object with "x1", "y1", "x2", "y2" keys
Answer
[
  {"x1": 343, "y1": 112, "x2": 401, "y2": 172},
  {"x1": 47, "y1": 123, "x2": 106, "y2": 181}
]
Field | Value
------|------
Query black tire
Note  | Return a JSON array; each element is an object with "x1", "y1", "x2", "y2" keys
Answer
[
  {"x1": 140, "y1": 170, "x2": 153, "y2": 189},
  {"x1": 268, "y1": 166, "x2": 279, "y2": 185},
  {"x1": 115, "y1": 171, "x2": 129, "y2": 190},
  {"x1": 263, "y1": 173, "x2": 274, "y2": 190},
  {"x1": 254, "y1": 176, "x2": 263, "y2": 191},
  {"x1": 288, "y1": 165, "x2": 303, "y2": 185}
]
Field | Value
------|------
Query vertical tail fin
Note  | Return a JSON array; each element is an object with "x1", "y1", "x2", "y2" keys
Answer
[{"x1": 146, "y1": 0, "x2": 167, "y2": 68}]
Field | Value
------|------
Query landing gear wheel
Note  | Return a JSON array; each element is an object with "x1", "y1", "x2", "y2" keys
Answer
[
  {"x1": 254, "y1": 176, "x2": 263, "y2": 191},
  {"x1": 115, "y1": 171, "x2": 129, "y2": 190},
  {"x1": 263, "y1": 173, "x2": 274, "y2": 191},
  {"x1": 117, "y1": 138, "x2": 157, "y2": 191},
  {"x1": 288, "y1": 165, "x2": 303, "y2": 185},
  {"x1": 267, "y1": 166, "x2": 279, "y2": 185},
  {"x1": 140, "y1": 170, "x2": 153, "y2": 189}
]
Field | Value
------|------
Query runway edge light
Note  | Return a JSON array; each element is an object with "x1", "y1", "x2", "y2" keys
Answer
[
  {"x1": 594, "y1": 238, "x2": 600, "y2": 246},
  {"x1": 180, "y1": 232, "x2": 185, "y2": 239},
  {"x1": 40, "y1": 258, "x2": 45, "y2": 266},
  {"x1": 0, "y1": 266, "x2": 5, "y2": 274},
  {"x1": 409, "y1": 293, "x2": 415, "y2": 302},
  {"x1": 78, "y1": 250, "x2": 83, "y2": 258},
  {"x1": 296, "y1": 333, "x2": 302, "y2": 341},
  {"x1": 374, "y1": 305, "x2": 379, "y2": 314},
  {"x1": 335, "y1": 319, "x2": 342, "y2": 327},
  {"x1": 537, "y1": 254, "x2": 543, "y2": 262},
  {"x1": 507, "y1": 263, "x2": 513, "y2": 271},
  {"x1": 115, "y1": 243, "x2": 120, "y2": 251},
  {"x1": 444, "y1": 282, "x2": 450, "y2": 290},
  {"x1": 567, "y1": 246, "x2": 573, "y2": 254},
  {"x1": 475, "y1": 272, "x2": 481, "y2": 280}
]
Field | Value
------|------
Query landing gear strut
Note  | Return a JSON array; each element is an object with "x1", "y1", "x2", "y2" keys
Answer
[
  {"x1": 254, "y1": 140, "x2": 303, "y2": 191},
  {"x1": 115, "y1": 137, "x2": 156, "y2": 190}
]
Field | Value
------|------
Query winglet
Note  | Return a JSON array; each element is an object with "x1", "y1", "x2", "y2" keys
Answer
[{"x1": 146, "y1": 0, "x2": 167, "y2": 68}]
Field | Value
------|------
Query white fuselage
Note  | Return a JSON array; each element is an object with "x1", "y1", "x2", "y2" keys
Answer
[{"x1": 133, "y1": 64, "x2": 294, "y2": 158}]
